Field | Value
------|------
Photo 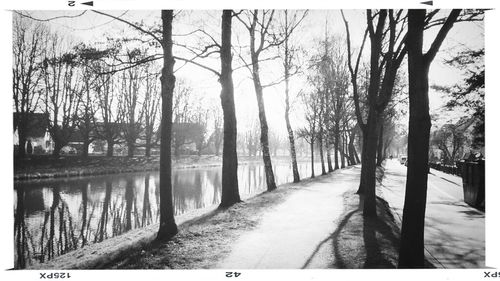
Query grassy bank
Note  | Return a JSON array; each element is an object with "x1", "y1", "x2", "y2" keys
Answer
[
  {"x1": 14, "y1": 155, "x2": 254, "y2": 181},
  {"x1": 14, "y1": 155, "x2": 305, "y2": 181}
]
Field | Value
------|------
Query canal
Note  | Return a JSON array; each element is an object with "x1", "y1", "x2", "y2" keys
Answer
[{"x1": 13, "y1": 161, "x2": 324, "y2": 268}]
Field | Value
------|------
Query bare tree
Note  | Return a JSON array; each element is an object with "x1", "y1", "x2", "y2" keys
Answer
[
  {"x1": 431, "y1": 121, "x2": 470, "y2": 165},
  {"x1": 192, "y1": 104, "x2": 210, "y2": 156},
  {"x1": 94, "y1": 66, "x2": 122, "y2": 157},
  {"x1": 329, "y1": 41, "x2": 351, "y2": 171},
  {"x1": 118, "y1": 48, "x2": 147, "y2": 157},
  {"x1": 347, "y1": 123, "x2": 361, "y2": 165},
  {"x1": 73, "y1": 44, "x2": 107, "y2": 157},
  {"x1": 399, "y1": 9, "x2": 463, "y2": 268},
  {"x1": 278, "y1": 10, "x2": 308, "y2": 182},
  {"x1": 42, "y1": 34, "x2": 84, "y2": 157},
  {"x1": 317, "y1": 89, "x2": 327, "y2": 175},
  {"x1": 172, "y1": 79, "x2": 194, "y2": 158},
  {"x1": 236, "y1": 10, "x2": 279, "y2": 191},
  {"x1": 219, "y1": 10, "x2": 242, "y2": 206},
  {"x1": 209, "y1": 104, "x2": 223, "y2": 156},
  {"x1": 13, "y1": 16, "x2": 47, "y2": 157},
  {"x1": 342, "y1": 10, "x2": 407, "y2": 217},
  {"x1": 140, "y1": 68, "x2": 161, "y2": 157},
  {"x1": 142, "y1": 10, "x2": 242, "y2": 207},
  {"x1": 298, "y1": 89, "x2": 321, "y2": 178},
  {"x1": 157, "y1": 9, "x2": 178, "y2": 240}
]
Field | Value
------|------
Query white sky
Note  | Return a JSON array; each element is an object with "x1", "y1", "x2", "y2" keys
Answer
[{"x1": 15, "y1": 10, "x2": 484, "y2": 135}]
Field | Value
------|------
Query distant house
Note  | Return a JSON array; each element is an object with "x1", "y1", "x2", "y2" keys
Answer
[
  {"x1": 65, "y1": 122, "x2": 127, "y2": 155},
  {"x1": 171, "y1": 122, "x2": 205, "y2": 155},
  {"x1": 64, "y1": 128, "x2": 91, "y2": 154},
  {"x1": 13, "y1": 112, "x2": 53, "y2": 154}
]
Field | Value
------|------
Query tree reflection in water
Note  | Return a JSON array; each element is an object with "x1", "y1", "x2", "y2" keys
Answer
[
  {"x1": 14, "y1": 187, "x2": 28, "y2": 268},
  {"x1": 142, "y1": 174, "x2": 153, "y2": 227},
  {"x1": 95, "y1": 181, "x2": 112, "y2": 243},
  {"x1": 124, "y1": 178, "x2": 134, "y2": 232}
]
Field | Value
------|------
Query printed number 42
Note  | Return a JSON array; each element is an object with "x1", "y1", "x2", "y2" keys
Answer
[{"x1": 226, "y1": 272, "x2": 241, "y2": 278}]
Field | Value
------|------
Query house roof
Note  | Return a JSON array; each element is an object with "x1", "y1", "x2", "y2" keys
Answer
[
  {"x1": 13, "y1": 112, "x2": 49, "y2": 139},
  {"x1": 155, "y1": 122, "x2": 204, "y2": 142},
  {"x1": 70, "y1": 122, "x2": 127, "y2": 143},
  {"x1": 68, "y1": 128, "x2": 85, "y2": 142}
]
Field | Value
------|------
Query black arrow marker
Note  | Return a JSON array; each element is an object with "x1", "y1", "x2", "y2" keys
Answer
[
  {"x1": 421, "y1": 1, "x2": 433, "y2": 5},
  {"x1": 81, "y1": 1, "x2": 93, "y2": 6}
]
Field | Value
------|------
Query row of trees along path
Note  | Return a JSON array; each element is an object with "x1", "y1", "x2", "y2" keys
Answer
[
  {"x1": 342, "y1": 9, "x2": 482, "y2": 267},
  {"x1": 13, "y1": 9, "x2": 484, "y2": 268}
]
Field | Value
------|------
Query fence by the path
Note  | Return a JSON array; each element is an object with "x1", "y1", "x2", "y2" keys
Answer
[
  {"x1": 429, "y1": 162, "x2": 461, "y2": 176},
  {"x1": 429, "y1": 160, "x2": 485, "y2": 209}
]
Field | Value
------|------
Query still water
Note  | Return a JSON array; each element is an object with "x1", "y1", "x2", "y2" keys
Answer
[{"x1": 13, "y1": 161, "x2": 323, "y2": 268}]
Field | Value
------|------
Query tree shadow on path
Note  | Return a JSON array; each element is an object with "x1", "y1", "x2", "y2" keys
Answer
[{"x1": 302, "y1": 190, "x2": 435, "y2": 269}]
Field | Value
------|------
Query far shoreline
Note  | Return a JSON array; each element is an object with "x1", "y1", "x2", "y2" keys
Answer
[{"x1": 14, "y1": 155, "x2": 310, "y2": 182}]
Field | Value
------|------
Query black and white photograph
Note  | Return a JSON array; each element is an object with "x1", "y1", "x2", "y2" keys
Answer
[{"x1": 1, "y1": 0, "x2": 499, "y2": 280}]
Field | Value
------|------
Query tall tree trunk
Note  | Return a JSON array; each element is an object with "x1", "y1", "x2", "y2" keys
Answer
[
  {"x1": 248, "y1": 11, "x2": 277, "y2": 192},
  {"x1": 355, "y1": 9, "x2": 385, "y2": 206},
  {"x1": 376, "y1": 122, "x2": 384, "y2": 166},
  {"x1": 251, "y1": 65, "x2": 276, "y2": 191},
  {"x1": 219, "y1": 10, "x2": 241, "y2": 207},
  {"x1": 128, "y1": 142, "x2": 135, "y2": 157},
  {"x1": 174, "y1": 145, "x2": 180, "y2": 159},
  {"x1": 344, "y1": 132, "x2": 350, "y2": 166},
  {"x1": 82, "y1": 140, "x2": 90, "y2": 158},
  {"x1": 52, "y1": 141, "x2": 63, "y2": 158},
  {"x1": 348, "y1": 128, "x2": 357, "y2": 165},
  {"x1": 356, "y1": 132, "x2": 367, "y2": 193},
  {"x1": 353, "y1": 143, "x2": 360, "y2": 164},
  {"x1": 145, "y1": 139, "x2": 151, "y2": 157},
  {"x1": 334, "y1": 121, "x2": 340, "y2": 170},
  {"x1": 319, "y1": 134, "x2": 326, "y2": 175},
  {"x1": 360, "y1": 111, "x2": 380, "y2": 217},
  {"x1": 310, "y1": 141, "x2": 315, "y2": 178},
  {"x1": 326, "y1": 138, "x2": 333, "y2": 172},
  {"x1": 157, "y1": 10, "x2": 178, "y2": 240},
  {"x1": 283, "y1": 18, "x2": 300, "y2": 182},
  {"x1": 196, "y1": 142, "x2": 202, "y2": 157},
  {"x1": 285, "y1": 93, "x2": 300, "y2": 181},
  {"x1": 106, "y1": 140, "x2": 114, "y2": 157},
  {"x1": 215, "y1": 137, "x2": 221, "y2": 156},
  {"x1": 398, "y1": 9, "x2": 461, "y2": 268},
  {"x1": 340, "y1": 131, "x2": 346, "y2": 168},
  {"x1": 255, "y1": 89, "x2": 277, "y2": 191},
  {"x1": 18, "y1": 129, "x2": 27, "y2": 158},
  {"x1": 399, "y1": 11, "x2": 430, "y2": 267}
]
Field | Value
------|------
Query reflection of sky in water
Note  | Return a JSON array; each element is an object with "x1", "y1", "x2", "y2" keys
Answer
[{"x1": 14, "y1": 162, "x2": 323, "y2": 268}]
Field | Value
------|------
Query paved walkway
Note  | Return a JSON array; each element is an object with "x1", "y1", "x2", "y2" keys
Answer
[
  {"x1": 429, "y1": 168, "x2": 463, "y2": 186},
  {"x1": 379, "y1": 160, "x2": 485, "y2": 268},
  {"x1": 216, "y1": 161, "x2": 484, "y2": 269},
  {"x1": 216, "y1": 167, "x2": 360, "y2": 269}
]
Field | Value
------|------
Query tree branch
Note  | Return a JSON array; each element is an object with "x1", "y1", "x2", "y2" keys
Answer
[
  {"x1": 14, "y1": 10, "x2": 88, "y2": 22},
  {"x1": 91, "y1": 10, "x2": 163, "y2": 46},
  {"x1": 173, "y1": 56, "x2": 221, "y2": 77},
  {"x1": 424, "y1": 9, "x2": 462, "y2": 66}
]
